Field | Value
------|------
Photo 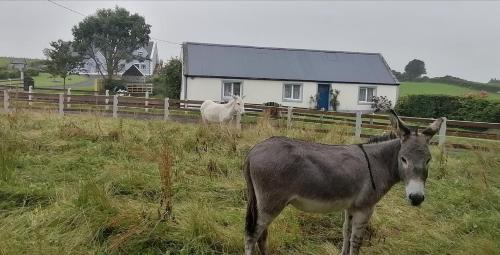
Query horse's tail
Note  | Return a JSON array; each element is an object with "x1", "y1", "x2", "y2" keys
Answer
[{"x1": 244, "y1": 158, "x2": 258, "y2": 236}]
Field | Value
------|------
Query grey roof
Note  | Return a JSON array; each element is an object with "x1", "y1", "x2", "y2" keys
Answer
[
  {"x1": 183, "y1": 42, "x2": 399, "y2": 85},
  {"x1": 123, "y1": 64, "x2": 144, "y2": 76}
]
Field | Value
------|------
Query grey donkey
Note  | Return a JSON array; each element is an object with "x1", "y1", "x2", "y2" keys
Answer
[{"x1": 244, "y1": 110, "x2": 444, "y2": 255}]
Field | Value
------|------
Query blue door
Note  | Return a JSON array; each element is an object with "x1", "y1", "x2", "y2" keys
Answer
[{"x1": 317, "y1": 84, "x2": 330, "y2": 110}]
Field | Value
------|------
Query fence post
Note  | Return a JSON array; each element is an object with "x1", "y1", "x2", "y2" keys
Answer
[
  {"x1": 145, "y1": 91, "x2": 149, "y2": 113},
  {"x1": 355, "y1": 111, "x2": 362, "y2": 138},
  {"x1": 28, "y1": 86, "x2": 33, "y2": 106},
  {"x1": 164, "y1": 97, "x2": 170, "y2": 121},
  {"x1": 438, "y1": 117, "x2": 447, "y2": 147},
  {"x1": 3, "y1": 90, "x2": 9, "y2": 112},
  {"x1": 112, "y1": 94, "x2": 118, "y2": 118},
  {"x1": 287, "y1": 106, "x2": 293, "y2": 129},
  {"x1": 67, "y1": 88, "x2": 71, "y2": 109},
  {"x1": 105, "y1": 90, "x2": 110, "y2": 110},
  {"x1": 58, "y1": 93, "x2": 64, "y2": 117}
]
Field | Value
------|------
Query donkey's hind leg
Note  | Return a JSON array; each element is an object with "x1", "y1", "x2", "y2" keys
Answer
[
  {"x1": 245, "y1": 212, "x2": 275, "y2": 255},
  {"x1": 257, "y1": 228, "x2": 269, "y2": 255}
]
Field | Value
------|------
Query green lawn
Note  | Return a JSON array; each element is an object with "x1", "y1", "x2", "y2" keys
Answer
[
  {"x1": 0, "y1": 112, "x2": 499, "y2": 254},
  {"x1": 33, "y1": 72, "x2": 92, "y2": 88},
  {"x1": 400, "y1": 82, "x2": 500, "y2": 100}
]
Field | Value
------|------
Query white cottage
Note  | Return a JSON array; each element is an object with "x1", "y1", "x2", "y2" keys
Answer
[{"x1": 181, "y1": 42, "x2": 399, "y2": 112}]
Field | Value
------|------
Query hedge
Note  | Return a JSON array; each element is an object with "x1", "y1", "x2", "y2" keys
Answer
[
  {"x1": 395, "y1": 95, "x2": 500, "y2": 123},
  {"x1": 0, "y1": 69, "x2": 20, "y2": 79}
]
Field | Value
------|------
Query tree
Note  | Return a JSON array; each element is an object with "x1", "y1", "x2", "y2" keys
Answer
[
  {"x1": 72, "y1": 6, "x2": 151, "y2": 86},
  {"x1": 391, "y1": 70, "x2": 407, "y2": 82},
  {"x1": 488, "y1": 78, "x2": 499, "y2": 84},
  {"x1": 404, "y1": 59, "x2": 426, "y2": 81},
  {"x1": 154, "y1": 58, "x2": 182, "y2": 99},
  {"x1": 43, "y1": 40, "x2": 82, "y2": 90}
]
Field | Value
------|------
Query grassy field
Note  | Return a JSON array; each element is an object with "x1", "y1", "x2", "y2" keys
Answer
[
  {"x1": 400, "y1": 82, "x2": 500, "y2": 100},
  {"x1": 0, "y1": 111, "x2": 499, "y2": 254},
  {"x1": 33, "y1": 72, "x2": 93, "y2": 88}
]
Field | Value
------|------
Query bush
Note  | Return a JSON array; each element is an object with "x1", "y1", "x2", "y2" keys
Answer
[
  {"x1": 104, "y1": 79, "x2": 126, "y2": 92},
  {"x1": 24, "y1": 68, "x2": 40, "y2": 77},
  {"x1": 0, "y1": 68, "x2": 20, "y2": 79},
  {"x1": 395, "y1": 95, "x2": 500, "y2": 122},
  {"x1": 153, "y1": 58, "x2": 181, "y2": 99},
  {"x1": 371, "y1": 96, "x2": 393, "y2": 113}
]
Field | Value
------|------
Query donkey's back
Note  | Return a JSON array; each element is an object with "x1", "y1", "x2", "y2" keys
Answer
[{"x1": 246, "y1": 137, "x2": 368, "y2": 212}]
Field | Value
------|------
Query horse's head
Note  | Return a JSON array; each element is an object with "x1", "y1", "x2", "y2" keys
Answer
[
  {"x1": 389, "y1": 110, "x2": 444, "y2": 206},
  {"x1": 231, "y1": 95, "x2": 245, "y2": 114}
]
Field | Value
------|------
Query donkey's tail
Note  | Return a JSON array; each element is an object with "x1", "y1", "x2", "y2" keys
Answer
[{"x1": 244, "y1": 158, "x2": 258, "y2": 236}]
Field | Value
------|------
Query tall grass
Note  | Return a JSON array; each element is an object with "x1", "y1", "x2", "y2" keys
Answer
[
  {"x1": 158, "y1": 143, "x2": 173, "y2": 220},
  {"x1": 0, "y1": 111, "x2": 498, "y2": 254}
]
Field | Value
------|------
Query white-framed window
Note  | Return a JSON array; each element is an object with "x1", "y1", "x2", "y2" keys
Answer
[
  {"x1": 283, "y1": 83, "x2": 302, "y2": 101},
  {"x1": 141, "y1": 64, "x2": 146, "y2": 69},
  {"x1": 358, "y1": 87, "x2": 376, "y2": 103},
  {"x1": 222, "y1": 81, "x2": 242, "y2": 100}
]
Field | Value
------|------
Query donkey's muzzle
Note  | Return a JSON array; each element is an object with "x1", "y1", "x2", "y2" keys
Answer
[{"x1": 409, "y1": 193, "x2": 425, "y2": 206}]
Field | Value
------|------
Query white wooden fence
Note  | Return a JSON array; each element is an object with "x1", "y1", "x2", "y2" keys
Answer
[{"x1": 1, "y1": 89, "x2": 499, "y2": 145}]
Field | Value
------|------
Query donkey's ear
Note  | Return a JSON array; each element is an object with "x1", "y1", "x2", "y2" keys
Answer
[
  {"x1": 388, "y1": 109, "x2": 411, "y2": 139},
  {"x1": 422, "y1": 117, "x2": 445, "y2": 142},
  {"x1": 232, "y1": 94, "x2": 237, "y2": 99}
]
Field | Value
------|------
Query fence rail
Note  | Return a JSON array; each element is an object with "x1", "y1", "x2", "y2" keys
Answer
[{"x1": 1, "y1": 89, "x2": 499, "y2": 143}]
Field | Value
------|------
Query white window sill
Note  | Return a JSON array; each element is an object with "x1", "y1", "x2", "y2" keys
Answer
[
  {"x1": 283, "y1": 98, "x2": 302, "y2": 102},
  {"x1": 358, "y1": 101, "x2": 374, "y2": 105}
]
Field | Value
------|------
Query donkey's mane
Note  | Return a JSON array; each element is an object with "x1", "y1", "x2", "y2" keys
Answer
[{"x1": 366, "y1": 132, "x2": 398, "y2": 144}]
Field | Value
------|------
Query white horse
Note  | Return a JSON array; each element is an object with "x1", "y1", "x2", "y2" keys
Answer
[{"x1": 200, "y1": 95, "x2": 245, "y2": 124}]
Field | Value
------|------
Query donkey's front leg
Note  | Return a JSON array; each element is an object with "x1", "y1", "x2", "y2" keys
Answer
[
  {"x1": 341, "y1": 210, "x2": 353, "y2": 255},
  {"x1": 349, "y1": 207, "x2": 374, "y2": 255}
]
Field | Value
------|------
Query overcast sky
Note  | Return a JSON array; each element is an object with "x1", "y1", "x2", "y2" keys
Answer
[{"x1": 0, "y1": 1, "x2": 498, "y2": 82}]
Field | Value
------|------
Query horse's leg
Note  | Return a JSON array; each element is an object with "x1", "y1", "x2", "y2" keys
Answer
[
  {"x1": 349, "y1": 207, "x2": 374, "y2": 255},
  {"x1": 341, "y1": 209, "x2": 353, "y2": 255}
]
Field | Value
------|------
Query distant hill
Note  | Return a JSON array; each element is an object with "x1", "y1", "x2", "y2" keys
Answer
[
  {"x1": 411, "y1": 75, "x2": 500, "y2": 94},
  {"x1": 400, "y1": 81, "x2": 500, "y2": 101}
]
